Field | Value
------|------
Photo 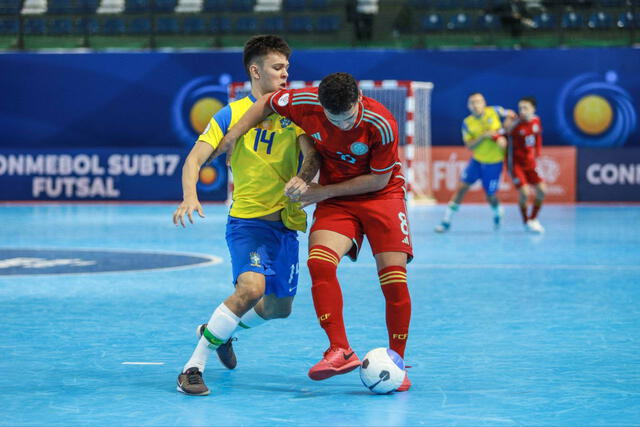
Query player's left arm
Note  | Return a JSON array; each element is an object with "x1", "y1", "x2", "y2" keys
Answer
[
  {"x1": 535, "y1": 119, "x2": 543, "y2": 158},
  {"x1": 298, "y1": 172, "x2": 392, "y2": 208},
  {"x1": 493, "y1": 105, "x2": 517, "y2": 120},
  {"x1": 284, "y1": 133, "x2": 321, "y2": 200},
  {"x1": 298, "y1": 113, "x2": 398, "y2": 207}
]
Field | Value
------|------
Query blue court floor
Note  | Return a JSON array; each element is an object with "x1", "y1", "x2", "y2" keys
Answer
[{"x1": 0, "y1": 203, "x2": 638, "y2": 426}]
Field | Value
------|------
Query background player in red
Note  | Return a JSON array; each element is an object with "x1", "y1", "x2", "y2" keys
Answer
[
  {"x1": 505, "y1": 96, "x2": 546, "y2": 233},
  {"x1": 218, "y1": 72, "x2": 413, "y2": 392}
]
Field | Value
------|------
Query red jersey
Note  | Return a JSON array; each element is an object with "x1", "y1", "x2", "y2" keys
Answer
[
  {"x1": 509, "y1": 116, "x2": 543, "y2": 166},
  {"x1": 269, "y1": 87, "x2": 405, "y2": 201}
]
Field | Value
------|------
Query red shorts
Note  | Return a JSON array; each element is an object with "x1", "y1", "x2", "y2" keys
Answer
[
  {"x1": 310, "y1": 197, "x2": 413, "y2": 262},
  {"x1": 511, "y1": 162, "x2": 543, "y2": 188}
]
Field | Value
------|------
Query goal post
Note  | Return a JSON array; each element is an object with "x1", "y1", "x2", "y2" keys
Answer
[{"x1": 228, "y1": 80, "x2": 434, "y2": 204}]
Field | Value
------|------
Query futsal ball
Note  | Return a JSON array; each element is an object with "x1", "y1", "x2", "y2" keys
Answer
[{"x1": 359, "y1": 347, "x2": 405, "y2": 394}]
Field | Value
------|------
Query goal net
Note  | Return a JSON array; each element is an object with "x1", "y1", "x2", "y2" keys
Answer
[{"x1": 228, "y1": 80, "x2": 434, "y2": 203}]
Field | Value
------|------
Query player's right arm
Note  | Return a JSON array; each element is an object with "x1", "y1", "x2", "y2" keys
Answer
[
  {"x1": 462, "y1": 121, "x2": 495, "y2": 150},
  {"x1": 173, "y1": 141, "x2": 213, "y2": 227}
]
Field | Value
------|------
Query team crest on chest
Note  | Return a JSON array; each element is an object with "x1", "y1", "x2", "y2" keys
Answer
[
  {"x1": 280, "y1": 118, "x2": 292, "y2": 128},
  {"x1": 350, "y1": 142, "x2": 368, "y2": 155}
]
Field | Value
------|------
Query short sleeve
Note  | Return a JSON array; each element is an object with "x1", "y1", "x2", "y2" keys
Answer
[
  {"x1": 198, "y1": 104, "x2": 232, "y2": 150},
  {"x1": 369, "y1": 118, "x2": 400, "y2": 175},
  {"x1": 269, "y1": 89, "x2": 294, "y2": 118},
  {"x1": 461, "y1": 121, "x2": 472, "y2": 143}
]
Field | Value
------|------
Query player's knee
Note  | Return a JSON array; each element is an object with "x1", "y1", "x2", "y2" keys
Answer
[
  {"x1": 261, "y1": 305, "x2": 291, "y2": 320},
  {"x1": 307, "y1": 245, "x2": 339, "y2": 283},
  {"x1": 234, "y1": 277, "x2": 264, "y2": 306},
  {"x1": 272, "y1": 305, "x2": 292, "y2": 319}
]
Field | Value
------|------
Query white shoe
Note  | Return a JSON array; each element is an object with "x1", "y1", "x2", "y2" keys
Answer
[
  {"x1": 526, "y1": 218, "x2": 545, "y2": 233},
  {"x1": 434, "y1": 221, "x2": 450, "y2": 233}
]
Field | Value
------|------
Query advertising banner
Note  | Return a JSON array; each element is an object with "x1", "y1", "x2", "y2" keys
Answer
[
  {"x1": 577, "y1": 148, "x2": 640, "y2": 202},
  {"x1": 430, "y1": 146, "x2": 576, "y2": 203},
  {"x1": 0, "y1": 48, "x2": 638, "y2": 150},
  {"x1": 0, "y1": 148, "x2": 227, "y2": 201}
]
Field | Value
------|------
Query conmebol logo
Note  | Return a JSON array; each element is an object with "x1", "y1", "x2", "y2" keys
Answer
[{"x1": 586, "y1": 163, "x2": 640, "y2": 185}]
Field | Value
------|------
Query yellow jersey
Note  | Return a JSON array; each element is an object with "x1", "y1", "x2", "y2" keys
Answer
[
  {"x1": 198, "y1": 95, "x2": 307, "y2": 232},
  {"x1": 461, "y1": 106, "x2": 506, "y2": 164}
]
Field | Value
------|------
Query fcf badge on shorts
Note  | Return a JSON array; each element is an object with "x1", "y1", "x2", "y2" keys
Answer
[{"x1": 350, "y1": 142, "x2": 368, "y2": 155}]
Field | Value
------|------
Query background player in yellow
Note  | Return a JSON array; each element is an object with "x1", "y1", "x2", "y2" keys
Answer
[
  {"x1": 435, "y1": 92, "x2": 514, "y2": 233},
  {"x1": 172, "y1": 35, "x2": 320, "y2": 396}
]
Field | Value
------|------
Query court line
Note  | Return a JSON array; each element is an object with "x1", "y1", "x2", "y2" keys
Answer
[
  {"x1": 122, "y1": 362, "x2": 165, "y2": 365},
  {"x1": 336, "y1": 263, "x2": 640, "y2": 271},
  {"x1": 0, "y1": 246, "x2": 224, "y2": 277}
]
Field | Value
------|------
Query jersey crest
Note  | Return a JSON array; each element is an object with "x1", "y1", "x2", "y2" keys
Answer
[
  {"x1": 350, "y1": 142, "x2": 368, "y2": 155},
  {"x1": 280, "y1": 117, "x2": 292, "y2": 128}
]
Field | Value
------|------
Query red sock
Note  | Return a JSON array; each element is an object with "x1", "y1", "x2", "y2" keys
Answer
[
  {"x1": 530, "y1": 200, "x2": 542, "y2": 220},
  {"x1": 379, "y1": 266, "x2": 411, "y2": 358},
  {"x1": 307, "y1": 245, "x2": 349, "y2": 349},
  {"x1": 519, "y1": 202, "x2": 528, "y2": 223}
]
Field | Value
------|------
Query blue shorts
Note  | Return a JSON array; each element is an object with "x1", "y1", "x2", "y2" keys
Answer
[
  {"x1": 461, "y1": 158, "x2": 503, "y2": 196},
  {"x1": 225, "y1": 216, "x2": 299, "y2": 298}
]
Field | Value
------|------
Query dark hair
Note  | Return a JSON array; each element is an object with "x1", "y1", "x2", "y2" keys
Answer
[
  {"x1": 519, "y1": 96, "x2": 537, "y2": 108},
  {"x1": 243, "y1": 35, "x2": 291, "y2": 77},
  {"x1": 318, "y1": 72, "x2": 359, "y2": 114}
]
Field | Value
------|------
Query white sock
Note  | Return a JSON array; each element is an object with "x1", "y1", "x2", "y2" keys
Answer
[
  {"x1": 183, "y1": 303, "x2": 240, "y2": 373},
  {"x1": 237, "y1": 307, "x2": 267, "y2": 332},
  {"x1": 443, "y1": 202, "x2": 459, "y2": 223}
]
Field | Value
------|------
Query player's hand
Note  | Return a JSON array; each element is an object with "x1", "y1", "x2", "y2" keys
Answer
[
  {"x1": 284, "y1": 176, "x2": 310, "y2": 202},
  {"x1": 173, "y1": 198, "x2": 205, "y2": 228},
  {"x1": 505, "y1": 109, "x2": 517, "y2": 119},
  {"x1": 483, "y1": 130, "x2": 497, "y2": 139},
  {"x1": 297, "y1": 183, "x2": 330, "y2": 208},
  {"x1": 496, "y1": 136, "x2": 507, "y2": 150}
]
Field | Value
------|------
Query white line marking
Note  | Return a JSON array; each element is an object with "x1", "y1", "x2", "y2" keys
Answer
[
  {"x1": 333, "y1": 263, "x2": 640, "y2": 271},
  {"x1": 122, "y1": 362, "x2": 165, "y2": 365},
  {"x1": 0, "y1": 247, "x2": 224, "y2": 277}
]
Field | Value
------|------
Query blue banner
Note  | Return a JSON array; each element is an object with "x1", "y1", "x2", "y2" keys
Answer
[
  {"x1": 578, "y1": 148, "x2": 640, "y2": 202},
  {"x1": 0, "y1": 48, "x2": 638, "y2": 150},
  {"x1": 0, "y1": 148, "x2": 227, "y2": 201}
]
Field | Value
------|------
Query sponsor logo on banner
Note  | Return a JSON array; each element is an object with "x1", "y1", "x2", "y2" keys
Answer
[
  {"x1": 585, "y1": 163, "x2": 640, "y2": 185},
  {"x1": 578, "y1": 148, "x2": 640, "y2": 201},
  {"x1": 0, "y1": 150, "x2": 185, "y2": 200},
  {"x1": 430, "y1": 146, "x2": 576, "y2": 203}
]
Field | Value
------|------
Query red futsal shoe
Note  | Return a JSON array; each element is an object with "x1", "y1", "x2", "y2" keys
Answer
[
  {"x1": 308, "y1": 346, "x2": 361, "y2": 381},
  {"x1": 396, "y1": 372, "x2": 412, "y2": 392}
]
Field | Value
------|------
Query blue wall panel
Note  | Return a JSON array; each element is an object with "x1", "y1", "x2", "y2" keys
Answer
[
  {"x1": 0, "y1": 48, "x2": 637, "y2": 150},
  {"x1": 0, "y1": 48, "x2": 638, "y2": 201}
]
